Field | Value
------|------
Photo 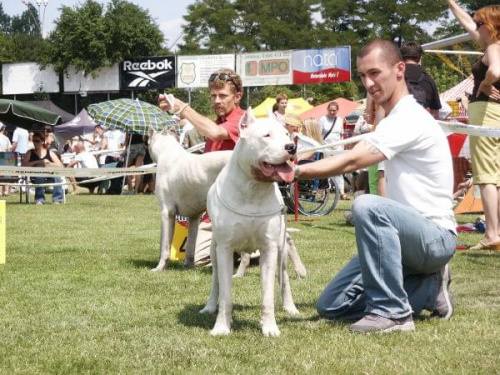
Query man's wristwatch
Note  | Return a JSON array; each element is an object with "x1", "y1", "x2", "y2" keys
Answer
[{"x1": 293, "y1": 165, "x2": 300, "y2": 182}]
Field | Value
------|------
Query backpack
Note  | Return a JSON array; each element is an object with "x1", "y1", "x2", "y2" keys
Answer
[{"x1": 405, "y1": 72, "x2": 427, "y2": 108}]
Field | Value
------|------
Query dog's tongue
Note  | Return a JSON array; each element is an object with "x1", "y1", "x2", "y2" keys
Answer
[{"x1": 275, "y1": 161, "x2": 295, "y2": 183}]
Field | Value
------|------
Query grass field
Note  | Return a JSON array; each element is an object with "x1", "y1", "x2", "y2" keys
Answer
[{"x1": 0, "y1": 193, "x2": 499, "y2": 374}]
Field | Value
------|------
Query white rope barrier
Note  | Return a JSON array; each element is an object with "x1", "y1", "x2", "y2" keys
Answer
[{"x1": 1, "y1": 121, "x2": 498, "y2": 180}]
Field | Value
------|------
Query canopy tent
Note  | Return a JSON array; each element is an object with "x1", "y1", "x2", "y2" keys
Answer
[
  {"x1": 440, "y1": 75, "x2": 474, "y2": 103},
  {"x1": 299, "y1": 97, "x2": 360, "y2": 121},
  {"x1": 25, "y1": 101, "x2": 75, "y2": 123},
  {"x1": 53, "y1": 109, "x2": 96, "y2": 149},
  {"x1": 253, "y1": 97, "x2": 313, "y2": 118}
]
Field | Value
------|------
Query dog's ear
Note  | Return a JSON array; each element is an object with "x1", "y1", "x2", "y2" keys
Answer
[
  {"x1": 238, "y1": 107, "x2": 256, "y2": 135},
  {"x1": 148, "y1": 124, "x2": 157, "y2": 139},
  {"x1": 266, "y1": 105, "x2": 274, "y2": 119}
]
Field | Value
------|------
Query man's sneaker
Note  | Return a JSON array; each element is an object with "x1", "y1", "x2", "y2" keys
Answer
[
  {"x1": 349, "y1": 313, "x2": 415, "y2": 334},
  {"x1": 431, "y1": 263, "x2": 453, "y2": 320}
]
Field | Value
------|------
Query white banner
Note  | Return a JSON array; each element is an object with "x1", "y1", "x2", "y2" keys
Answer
[
  {"x1": 177, "y1": 54, "x2": 235, "y2": 89},
  {"x1": 64, "y1": 65, "x2": 120, "y2": 93},
  {"x1": 236, "y1": 50, "x2": 293, "y2": 87},
  {"x1": 2, "y1": 63, "x2": 59, "y2": 95}
]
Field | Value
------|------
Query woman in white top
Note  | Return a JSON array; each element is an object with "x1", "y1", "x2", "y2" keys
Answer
[
  {"x1": 318, "y1": 101, "x2": 349, "y2": 199},
  {"x1": 273, "y1": 93, "x2": 288, "y2": 123},
  {"x1": 318, "y1": 101, "x2": 344, "y2": 146}
]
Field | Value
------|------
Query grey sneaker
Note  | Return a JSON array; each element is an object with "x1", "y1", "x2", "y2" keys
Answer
[
  {"x1": 431, "y1": 263, "x2": 453, "y2": 320},
  {"x1": 349, "y1": 313, "x2": 415, "y2": 334}
]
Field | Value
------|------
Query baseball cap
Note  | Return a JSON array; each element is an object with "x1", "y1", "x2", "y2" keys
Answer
[{"x1": 283, "y1": 114, "x2": 303, "y2": 128}]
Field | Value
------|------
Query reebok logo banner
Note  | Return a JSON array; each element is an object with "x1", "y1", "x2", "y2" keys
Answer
[{"x1": 120, "y1": 56, "x2": 176, "y2": 90}]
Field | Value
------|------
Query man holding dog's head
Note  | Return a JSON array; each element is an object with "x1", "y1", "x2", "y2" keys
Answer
[
  {"x1": 295, "y1": 40, "x2": 456, "y2": 333},
  {"x1": 158, "y1": 68, "x2": 244, "y2": 153}
]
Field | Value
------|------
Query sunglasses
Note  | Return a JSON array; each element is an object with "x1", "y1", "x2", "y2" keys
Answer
[
  {"x1": 209, "y1": 73, "x2": 237, "y2": 86},
  {"x1": 475, "y1": 21, "x2": 485, "y2": 30}
]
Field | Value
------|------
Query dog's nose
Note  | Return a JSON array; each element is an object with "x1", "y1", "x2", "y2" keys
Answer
[{"x1": 285, "y1": 143, "x2": 296, "y2": 155}]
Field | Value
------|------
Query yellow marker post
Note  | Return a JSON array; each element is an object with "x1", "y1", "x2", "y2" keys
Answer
[
  {"x1": 170, "y1": 220, "x2": 187, "y2": 261},
  {"x1": 0, "y1": 200, "x2": 5, "y2": 264}
]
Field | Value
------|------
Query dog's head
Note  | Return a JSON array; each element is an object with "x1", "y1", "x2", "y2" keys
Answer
[
  {"x1": 148, "y1": 124, "x2": 181, "y2": 163},
  {"x1": 237, "y1": 108, "x2": 296, "y2": 183}
]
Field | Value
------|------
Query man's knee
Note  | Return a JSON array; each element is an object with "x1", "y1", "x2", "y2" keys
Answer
[{"x1": 352, "y1": 194, "x2": 381, "y2": 221}]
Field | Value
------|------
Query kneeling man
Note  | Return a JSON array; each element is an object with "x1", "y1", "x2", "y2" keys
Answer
[{"x1": 294, "y1": 40, "x2": 456, "y2": 333}]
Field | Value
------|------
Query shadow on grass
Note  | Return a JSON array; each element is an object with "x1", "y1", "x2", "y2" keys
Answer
[{"x1": 178, "y1": 302, "x2": 319, "y2": 333}]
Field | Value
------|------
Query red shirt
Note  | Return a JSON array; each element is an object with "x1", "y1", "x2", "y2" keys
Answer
[{"x1": 204, "y1": 106, "x2": 244, "y2": 152}]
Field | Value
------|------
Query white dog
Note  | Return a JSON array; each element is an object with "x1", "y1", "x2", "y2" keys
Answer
[
  {"x1": 148, "y1": 126, "x2": 231, "y2": 271},
  {"x1": 200, "y1": 109, "x2": 300, "y2": 336}
]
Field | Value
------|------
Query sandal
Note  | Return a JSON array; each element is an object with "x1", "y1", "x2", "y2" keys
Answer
[
  {"x1": 469, "y1": 240, "x2": 500, "y2": 251},
  {"x1": 340, "y1": 194, "x2": 350, "y2": 201}
]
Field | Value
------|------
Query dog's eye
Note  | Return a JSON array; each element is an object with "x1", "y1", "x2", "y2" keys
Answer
[{"x1": 263, "y1": 133, "x2": 270, "y2": 137}]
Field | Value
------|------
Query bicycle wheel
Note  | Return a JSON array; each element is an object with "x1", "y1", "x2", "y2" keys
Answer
[{"x1": 289, "y1": 177, "x2": 339, "y2": 216}]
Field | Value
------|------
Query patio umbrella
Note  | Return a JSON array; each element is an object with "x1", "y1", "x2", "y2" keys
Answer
[
  {"x1": 87, "y1": 98, "x2": 177, "y2": 135},
  {"x1": 0, "y1": 99, "x2": 62, "y2": 129}
]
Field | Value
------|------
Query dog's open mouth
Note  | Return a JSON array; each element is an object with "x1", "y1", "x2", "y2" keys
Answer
[{"x1": 259, "y1": 160, "x2": 295, "y2": 183}]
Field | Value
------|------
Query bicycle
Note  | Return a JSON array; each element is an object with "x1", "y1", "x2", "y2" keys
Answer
[{"x1": 279, "y1": 160, "x2": 340, "y2": 216}]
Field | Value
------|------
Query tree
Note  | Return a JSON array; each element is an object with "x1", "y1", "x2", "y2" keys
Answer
[
  {"x1": 46, "y1": 0, "x2": 109, "y2": 75},
  {"x1": 104, "y1": 0, "x2": 164, "y2": 61},
  {"x1": 46, "y1": 0, "x2": 165, "y2": 76}
]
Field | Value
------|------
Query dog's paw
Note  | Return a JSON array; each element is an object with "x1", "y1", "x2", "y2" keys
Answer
[
  {"x1": 284, "y1": 305, "x2": 300, "y2": 316},
  {"x1": 210, "y1": 324, "x2": 231, "y2": 336},
  {"x1": 150, "y1": 265, "x2": 165, "y2": 272},
  {"x1": 232, "y1": 272, "x2": 245, "y2": 278},
  {"x1": 261, "y1": 323, "x2": 280, "y2": 337},
  {"x1": 184, "y1": 257, "x2": 195, "y2": 269},
  {"x1": 200, "y1": 305, "x2": 217, "y2": 314},
  {"x1": 294, "y1": 265, "x2": 307, "y2": 278}
]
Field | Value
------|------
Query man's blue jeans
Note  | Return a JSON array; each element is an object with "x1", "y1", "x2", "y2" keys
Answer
[
  {"x1": 317, "y1": 195, "x2": 456, "y2": 320},
  {"x1": 33, "y1": 177, "x2": 64, "y2": 203}
]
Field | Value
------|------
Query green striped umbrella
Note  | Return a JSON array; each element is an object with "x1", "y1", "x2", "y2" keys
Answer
[
  {"x1": 87, "y1": 98, "x2": 177, "y2": 135},
  {"x1": 0, "y1": 99, "x2": 62, "y2": 129}
]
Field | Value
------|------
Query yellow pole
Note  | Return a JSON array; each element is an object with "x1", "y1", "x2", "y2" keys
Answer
[{"x1": 0, "y1": 200, "x2": 5, "y2": 264}]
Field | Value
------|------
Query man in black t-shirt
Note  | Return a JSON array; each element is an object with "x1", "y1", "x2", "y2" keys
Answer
[{"x1": 401, "y1": 42, "x2": 442, "y2": 119}]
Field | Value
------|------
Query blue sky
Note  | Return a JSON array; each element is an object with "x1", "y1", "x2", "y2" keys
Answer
[{"x1": 2, "y1": 0, "x2": 195, "y2": 49}]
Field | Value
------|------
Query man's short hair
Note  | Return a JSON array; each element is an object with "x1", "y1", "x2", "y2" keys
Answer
[
  {"x1": 357, "y1": 39, "x2": 403, "y2": 67},
  {"x1": 400, "y1": 41, "x2": 423, "y2": 62},
  {"x1": 208, "y1": 68, "x2": 243, "y2": 94}
]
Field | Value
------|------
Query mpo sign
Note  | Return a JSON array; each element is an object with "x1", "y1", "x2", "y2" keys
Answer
[
  {"x1": 120, "y1": 56, "x2": 175, "y2": 90},
  {"x1": 292, "y1": 47, "x2": 351, "y2": 84},
  {"x1": 236, "y1": 51, "x2": 293, "y2": 87}
]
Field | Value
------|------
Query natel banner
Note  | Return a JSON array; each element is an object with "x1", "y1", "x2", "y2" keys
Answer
[{"x1": 293, "y1": 47, "x2": 351, "y2": 85}]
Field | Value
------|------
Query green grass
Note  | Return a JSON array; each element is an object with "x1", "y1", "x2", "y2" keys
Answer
[{"x1": 0, "y1": 194, "x2": 499, "y2": 374}]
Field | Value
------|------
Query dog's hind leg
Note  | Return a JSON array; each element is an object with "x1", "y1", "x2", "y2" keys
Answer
[
  {"x1": 184, "y1": 216, "x2": 199, "y2": 268},
  {"x1": 151, "y1": 208, "x2": 175, "y2": 272},
  {"x1": 233, "y1": 252, "x2": 250, "y2": 278},
  {"x1": 279, "y1": 232, "x2": 300, "y2": 316},
  {"x1": 286, "y1": 234, "x2": 307, "y2": 278},
  {"x1": 200, "y1": 240, "x2": 219, "y2": 315}
]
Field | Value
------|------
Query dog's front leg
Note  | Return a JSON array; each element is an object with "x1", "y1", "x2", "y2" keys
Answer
[
  {"x1": 259, "y1": 247, "x2": 280, "y2": 337},
  {"x1": 200, "y1": 239, "x2": 218, "y2": 314},
  {"x1": 210, "y1": 246, "x2": 233, "y2": 336},
  {"x1": 184, "y1": 216, "x2": 199, "y2": 268},
  {"x1": 151, "y1": 207, "x2": 175, "y2": 272}
]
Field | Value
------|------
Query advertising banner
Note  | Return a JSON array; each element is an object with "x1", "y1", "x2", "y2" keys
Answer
[
  {"x1": 2, "y1": 63, "x2": 59, "y2": 95},
  {"x1": 177, "y1": 54, "x2": 235, "y2": 89},
  {"x1": 236, "y1": 50, "x2": 293, "y2": 87},
  {"x1": 120, "y1": 56, "x2": 175, "y2": 90},
  {"x1": 64, "y1": 65, "x2": 120, "y2": 93},
  {"x1": 293, "y1": 47, "x2": 351, "y2": 84}
]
